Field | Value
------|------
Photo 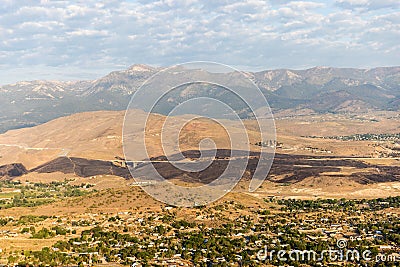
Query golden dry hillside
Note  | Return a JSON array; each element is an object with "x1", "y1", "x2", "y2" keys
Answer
[
  {"x1": 0, "y1": 110, "x2": 265, "y2": 169},
  {"x1": 0, "y1": 110, "x2": 398, "y2": 200}
]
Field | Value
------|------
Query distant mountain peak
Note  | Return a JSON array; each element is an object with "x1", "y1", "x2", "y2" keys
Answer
[
  {"x1": 126, "y1": 64, "x2": 155, "y2": 73},
  {"x1": 313, "y1": 66, "x2": 330, "y2": 70}
]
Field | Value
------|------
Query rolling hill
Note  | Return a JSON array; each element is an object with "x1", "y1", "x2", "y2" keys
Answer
[{"x1": 0, "y1": 109, "x2": 398, "y2": 198}]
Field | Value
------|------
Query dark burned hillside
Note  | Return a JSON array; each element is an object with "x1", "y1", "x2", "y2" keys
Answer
[
  {"x1": 1, "y1": 152, "x2": 399, "y2": 185},
  {"x1": 0, "y1": 157, "x2": 131, "y2": 179},
  {"x1": 0, "y1": 163, "x2": 28, "y2": 178},
  {"x1": 31, "y1": 157, "x2": 131, "y2": 178},
  {"x1": 147, "y1": 151, "x2": 400, "y2": 185}
]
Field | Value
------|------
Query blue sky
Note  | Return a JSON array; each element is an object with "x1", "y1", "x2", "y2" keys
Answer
[{"x1": 0, "y1": 0, "x2": 399, "y2": 84}]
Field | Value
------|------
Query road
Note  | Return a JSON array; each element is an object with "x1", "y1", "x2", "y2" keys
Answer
[{"x1": 0, "y1": 143, "x2": 70, "y2": 157}]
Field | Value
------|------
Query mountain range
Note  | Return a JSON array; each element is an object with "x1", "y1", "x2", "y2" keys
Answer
[{"x1": 0, "y1": 64, "x2": 399, "y2": 133}]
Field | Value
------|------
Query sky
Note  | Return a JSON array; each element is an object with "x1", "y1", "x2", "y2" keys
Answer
[{"x1": 0, "y1": 0, "x2": 399, "y2": 84}]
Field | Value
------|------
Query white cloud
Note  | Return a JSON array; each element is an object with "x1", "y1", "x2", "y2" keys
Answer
[
  {"x1": 0, "y1": 0, "x2": 398, "y2": 84},
  {"x1": 67, "y1": 29, "x2": 109, "y2": 37},
  {"x1": 336, "y1": 0, "x2": 400, "y2": 10}
]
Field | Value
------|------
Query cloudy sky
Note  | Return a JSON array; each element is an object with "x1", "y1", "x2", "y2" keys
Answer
[{"x1": 0, "y1": 0, "x2": 399, "y2": 84}]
